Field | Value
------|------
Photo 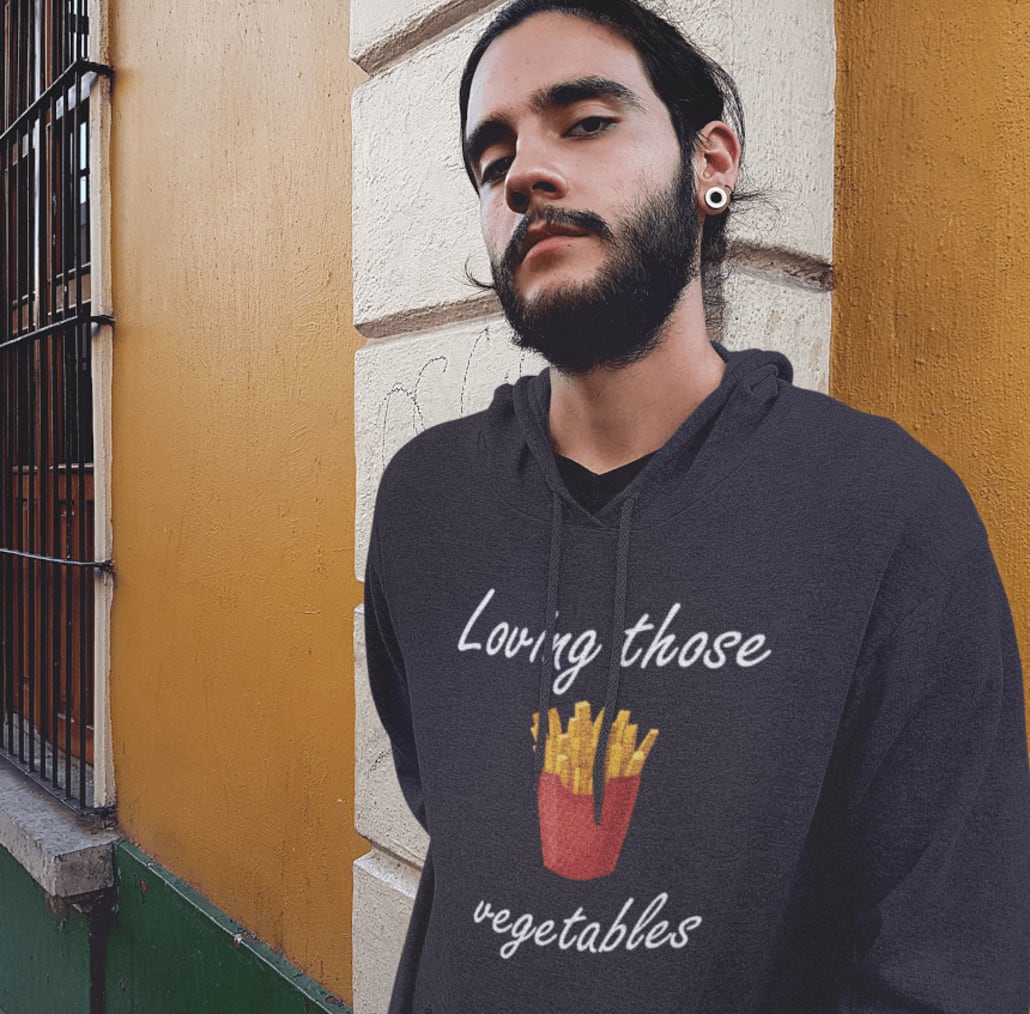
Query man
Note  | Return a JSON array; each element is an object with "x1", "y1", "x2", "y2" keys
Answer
[{"x1": 364, "y1": 1, "x2": 1030, "y2": 1010}]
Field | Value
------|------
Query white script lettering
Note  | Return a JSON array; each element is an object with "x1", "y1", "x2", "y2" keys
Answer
[
  {"x1": 458, "y1": 588, "x2": 602, "y2": 695},
  {"x1": 473, "y1": 893, "x2": 703, "y2": 960},
  {"x1": 458, "y1": 589, "x2": 772, "y2": 684}
]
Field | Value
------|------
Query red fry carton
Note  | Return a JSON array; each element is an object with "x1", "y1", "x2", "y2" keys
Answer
[{"x1": 537, "y1": 771, "x2": 641, "y2": 881}]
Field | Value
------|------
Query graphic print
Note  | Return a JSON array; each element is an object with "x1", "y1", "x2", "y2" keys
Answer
[{"x1": 532, "y1": 701, "x2": 658, "y2": 881}]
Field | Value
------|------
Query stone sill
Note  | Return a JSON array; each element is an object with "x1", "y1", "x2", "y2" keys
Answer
[{"x1": 0, "y1": 757, "x2": 119, "y2": 898}]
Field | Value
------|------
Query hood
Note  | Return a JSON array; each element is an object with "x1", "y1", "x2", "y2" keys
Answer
[{"x1": 482, "y1": 342, "x2": 793, "y2": 531}]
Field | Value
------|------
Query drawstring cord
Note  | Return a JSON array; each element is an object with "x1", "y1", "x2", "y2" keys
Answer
[
  {"x1": 534, "y1": 489, "x2": 637, "y2": 829},
  {"x1": 591, "y1": 494, "x2": 638, "y2": 824},
  {"x1": 536, "y1": 492, "x2": 565, "y2": 777}
]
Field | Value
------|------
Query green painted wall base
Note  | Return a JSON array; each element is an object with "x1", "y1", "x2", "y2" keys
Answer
[
  {"x1": 0, "y1": 843, "x2": 94, "y2": 1014},
  {"x1": 0, "y1": 839, "x2": 349, "y2": 1014},
  {"x1": 106, "y1": 841, "x2": 350, "y2": 1014}
]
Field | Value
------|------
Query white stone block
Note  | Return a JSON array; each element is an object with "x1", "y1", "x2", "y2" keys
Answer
[
  {"x1": 723, "y1": 268, "x2": 830, "y2": 394},
  {"x1": 351, "y1": 0, "x2": 834, "y2": 332},
  {"x1": 352, "y1": 12, "x2": 495, "y2": 336},
  {"x1": 352, "y1": 849, "x2": 421, "y2": 1014},
  {"x1": 354, "y1": 316, "x2": 542, "y2": 578},
  {"x1": 722, "y1": 0, "x2": 836, "y2": 264},
  {"x1": 0, "y1": 760, "x2": 120, "y2": 898},
  {"x1": 355, "y1": 604, "x2": 431, "y2": 865}
]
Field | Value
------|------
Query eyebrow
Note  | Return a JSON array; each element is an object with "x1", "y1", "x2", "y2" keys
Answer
[{"x1": 464, "y1": 75, "x2": 645, "y2": 180}]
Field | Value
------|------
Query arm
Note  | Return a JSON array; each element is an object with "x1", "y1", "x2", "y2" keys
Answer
[
  {"x1": 364, "y1": 521, "x2": 429, "y2": 834},
  {"x1": 820, "y1": 543, "x2": 1029, "y2": 1012}
]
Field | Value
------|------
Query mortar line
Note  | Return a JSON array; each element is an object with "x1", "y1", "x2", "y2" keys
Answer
[
  {"x1": 357, "y1": 243, "x2": 832, "y2": 341},
  {"x1": 354, "y1": 0, "x2": 499, "y2": 76}
]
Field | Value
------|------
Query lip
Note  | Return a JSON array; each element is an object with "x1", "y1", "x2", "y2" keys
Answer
[
  {"x1": 521, "y1": 233, "x2": 583, "y2": 263},
  {"x1": 518, "y1": 224, "x2": 588, "y2": 264}
]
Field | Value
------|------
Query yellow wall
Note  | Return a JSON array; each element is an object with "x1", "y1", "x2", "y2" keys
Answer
[
  {"x1": 108, "y1": 0, "x2": 366, "y2": 999},
  {"x1": 833, "y1": 0, "x2": 1029, "y2": 734}
]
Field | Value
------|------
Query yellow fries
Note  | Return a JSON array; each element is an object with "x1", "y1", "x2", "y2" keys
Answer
[{"x1": 531, "y1": 701, "x2": 658, "y2": 794}]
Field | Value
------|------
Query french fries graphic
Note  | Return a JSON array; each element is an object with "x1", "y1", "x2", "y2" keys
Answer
[{"x1": 532, "y1": 701, "x2": 658, "y2": 880}]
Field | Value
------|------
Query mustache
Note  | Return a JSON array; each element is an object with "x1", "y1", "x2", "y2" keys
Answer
[{"x1": 500, "y1": 207, "x2": 614, "y2": 276}]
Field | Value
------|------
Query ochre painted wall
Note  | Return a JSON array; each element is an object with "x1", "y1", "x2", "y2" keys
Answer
[
  {"x1": 108, "y1": 0, "x2": 366, "y2": 999},
  {"x1": 833, "y1": 0, "x2": 1029, "y2": 734}
]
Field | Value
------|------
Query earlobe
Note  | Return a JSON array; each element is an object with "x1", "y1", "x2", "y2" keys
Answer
[{"x1": 703, "y1": 186, "x2": 730, "y2": 213}]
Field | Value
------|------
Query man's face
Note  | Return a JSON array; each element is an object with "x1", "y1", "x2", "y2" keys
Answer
[{"x1": 464, "y1": 12, "x2": 702, "y2": 374}]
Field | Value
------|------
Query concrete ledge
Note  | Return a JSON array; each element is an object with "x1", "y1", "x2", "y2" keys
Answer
[{"x1": 0, "y1": 758, "x2": 119, "y2": 898}]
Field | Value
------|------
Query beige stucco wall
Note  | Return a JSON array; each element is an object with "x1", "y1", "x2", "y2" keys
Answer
[
  {"x1": 833, "y1": 0, "x2": 1030, "y2": 737},
  {"x1": 108, "y1": 0, "x2": 366, "y2": 1000},
  {"x1": 349, "y1": 0, "x2": 837, "y2": 1008}
]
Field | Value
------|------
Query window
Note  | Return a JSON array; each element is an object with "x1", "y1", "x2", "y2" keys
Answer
[{"x1": 1, "y1": 0, "x2": 111, "y2": 812}]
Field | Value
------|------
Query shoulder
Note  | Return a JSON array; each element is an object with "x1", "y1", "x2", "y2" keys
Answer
[
  {"x1": 780, "y1": 385, "x2": 990, "y2": 615},
  {"x1": 784, "y1": 385, "x2": 981, "y2": 524},
  {"x1": 381, "y1": 409, "x2": 485, "y2": 477},
  {"x1": 372, "y1": 407, "x2": 490, "y2": 518}
]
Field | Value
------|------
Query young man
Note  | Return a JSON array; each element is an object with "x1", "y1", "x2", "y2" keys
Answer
[{"x1": 364, "y1": 1, "x2": 1030, "y2": 1010}]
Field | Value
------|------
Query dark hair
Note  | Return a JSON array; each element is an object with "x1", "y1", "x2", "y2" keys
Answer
[{"x1": 458, "y1": 0, "x2": 748, "y2": 305}]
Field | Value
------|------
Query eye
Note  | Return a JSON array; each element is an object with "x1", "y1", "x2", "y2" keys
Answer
[
  {"x1": 481, "y1": 155, "x2": 513, "y2": 185},
  {"x1": 567, "y1": 115, "x2": 615, "y2": 137}
]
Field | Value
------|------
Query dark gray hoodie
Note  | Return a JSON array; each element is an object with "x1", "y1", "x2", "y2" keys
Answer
[{"x1": 364, "y1": 343, "x2": 1029, "y2": 1013}]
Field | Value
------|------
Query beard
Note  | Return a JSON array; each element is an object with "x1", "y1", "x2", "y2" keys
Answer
[{"x1": 490, "y1": 169, "x2": 700, "y2": 376}]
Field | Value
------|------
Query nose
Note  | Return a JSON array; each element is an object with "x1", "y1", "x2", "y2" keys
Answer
[{"x1": 504, "y1": 144, "x2": 568, "y2": 215}]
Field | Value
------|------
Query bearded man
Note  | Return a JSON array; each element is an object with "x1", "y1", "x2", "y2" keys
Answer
[{"x1": 364, "y1": 1, "x2": 1030, "y2": 1011}]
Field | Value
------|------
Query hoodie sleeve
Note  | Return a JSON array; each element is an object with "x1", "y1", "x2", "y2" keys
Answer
[
  {"x1": 364, "y1": 520, "x2": 429, "y2": 834},
  {"x1": 819, "y1": 541, "x2": 1030, "y2": 1013}
]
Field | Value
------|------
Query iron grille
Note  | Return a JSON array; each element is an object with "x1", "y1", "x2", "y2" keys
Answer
[{"x1": 1, "y1": 0, "x2": 112, "y2": 811}]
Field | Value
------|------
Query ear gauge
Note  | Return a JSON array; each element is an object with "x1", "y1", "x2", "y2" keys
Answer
[{"x1": 703, "y1": 186, "x2": 730, "y2": 212}]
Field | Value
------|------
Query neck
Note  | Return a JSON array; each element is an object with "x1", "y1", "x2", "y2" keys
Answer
[{"x1": 548, "y1": 279, "x2": 724, "y2": 474}]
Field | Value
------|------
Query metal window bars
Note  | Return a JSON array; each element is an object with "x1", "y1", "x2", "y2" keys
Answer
[{"x1": 1, "y1": 0, "x2": 112, "y2": 813}]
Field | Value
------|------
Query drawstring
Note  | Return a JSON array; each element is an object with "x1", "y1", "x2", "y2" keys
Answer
[
  {"x1": 534, "y1": 489, "x2": 637, "y2": 828},
  {"x1": 591, "y1": 494, "x2": 637, "y2": 824},
  {"x1": 536, "y1": 492, "x2": 565, "y2": 777}
]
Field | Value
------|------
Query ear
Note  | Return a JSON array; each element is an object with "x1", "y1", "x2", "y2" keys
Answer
[{"x1": 692, "y1": 121, "x2": 741, "y2": 216}]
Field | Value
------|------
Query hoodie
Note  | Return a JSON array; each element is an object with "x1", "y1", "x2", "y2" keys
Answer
[{"x1": 363, "y1": 343, "x2": 1030, "y2": 1014}]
